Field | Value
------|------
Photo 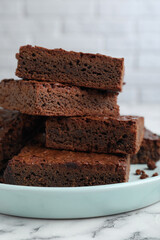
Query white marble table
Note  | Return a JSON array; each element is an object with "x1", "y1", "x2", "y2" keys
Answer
[
  {"x1": 0, "y1": 104, "x2": 160, "y2": 240},
  {"x1": 0, "y1": 202, "x2": 160, "y2": 240}
]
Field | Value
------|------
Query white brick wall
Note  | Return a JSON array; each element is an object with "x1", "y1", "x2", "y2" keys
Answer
[{"x1": 0, "y1": 0, "x2": 160, "y2": 104}]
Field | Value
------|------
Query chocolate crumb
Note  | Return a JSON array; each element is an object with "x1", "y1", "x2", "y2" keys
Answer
[
  {"x1": 147, "y1": 161, "x2": 157, "y2": 170},
  {"x1": 152, "y1": 172, "x2": 158, "y2": 177},
  {"x1": 140, "y1": 173, "x2": 149, "y2": 179},
  {"x1": 135, "y1": 169, "x2": 141, "y2": 175},
  {"x1": 141, "y1": 170, "x2": 145, "y2": 174}
]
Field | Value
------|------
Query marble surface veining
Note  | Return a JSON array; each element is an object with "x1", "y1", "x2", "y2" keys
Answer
[
  {"x1": 0, "y1": 104, "x2": 160, "y2": 240},
  {"x1": 0, "y1": 202, "x2": 160, "y2": 240}
]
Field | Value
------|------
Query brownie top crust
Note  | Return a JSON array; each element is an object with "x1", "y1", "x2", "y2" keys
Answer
[
  {"x1": 12, "y1": 144, "x2": 128, "y2": 167},
  {"x1": 72, "y1": 115, "x2": 143, "y2": 122},
  {"x1": 144, "y1": 128, "x2": 160, "y2": 141},
  {"x1": 16, "y1": 45, "x2": 124, "y2": 64},
  {"x1": 4, "y1": 143, "x2": 130, "y2": 187}
]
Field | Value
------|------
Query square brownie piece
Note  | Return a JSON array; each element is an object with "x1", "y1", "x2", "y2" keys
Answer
[
  {"x1": 131, "y1": 128, "x2": 160, "y2": 164},
  {"x1": 16, "y1": 45, "x2": 124, "y2": 91},
  {"x1": 46, "y1": 115, "x2": 144, "y2": 154},
  {"x1": 0, "y1": 79, "x2": 119, "y2": 117},
  {"x1": 4, "y1": 145, "x2": 130, "y2": 187},
  {"x1": 0, "y1": 108, "x2": 43, "y2": 172}
]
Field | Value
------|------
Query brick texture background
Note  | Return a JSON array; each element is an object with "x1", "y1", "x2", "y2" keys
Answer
[{"x1": 0, "y1": 0, "x2": 160, "y2": 104}]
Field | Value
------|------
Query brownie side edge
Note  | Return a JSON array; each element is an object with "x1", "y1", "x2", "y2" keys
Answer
[{"x1": 16, "y1": 45, "x2": 124, "y2": 91}]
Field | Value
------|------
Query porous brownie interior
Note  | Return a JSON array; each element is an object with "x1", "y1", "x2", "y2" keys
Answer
[
  {"x1": 16, "y1": 46, "x2": 124, "y2": 90},
  {"x1": 0, "y1": 80, "x2": 119, "y2": 117},
  {"x1": 37, "y1": 82, "x2": 119, "y2": 116},
  {"x1": 131, "y1": 129, "x2": 160, "y2": 164},
  {"x1": 4, "y1": 146, "x2": 129, "y2": 187},
  {"x1": 46, "y1": 116, "x2": 143, "y2": 154},
  {"x1": 0, "y1": 108, "x2": 44, "y2": 172},
  {"x1": 0, "y1": 110, "x2": 24, "y2": 168}
]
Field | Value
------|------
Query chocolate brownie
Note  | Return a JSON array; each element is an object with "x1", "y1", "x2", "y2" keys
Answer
[
  {"x1": 0, "y1": 108, "x2": 43, "y2": 172},
  {"x1": 0, "y1": 175, "x2": 3, "y2": 183},
  {"x1": 16, "y1": 45, "x2": 124, "y2": 91},
  {"x1": 4, "y1": 145, "x2": 130, "y2": 187},
  {"x1": 0, "y1": 79, "x2": 119, "y2": 117},
  {"x1": 131, "y1": 129, "x2": 160, "y2": 164},
  {"x1": 46, "y1": 115, "x2": 144, "y2": 154}
]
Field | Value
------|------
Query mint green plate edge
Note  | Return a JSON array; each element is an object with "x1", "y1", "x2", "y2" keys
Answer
[{"x1": 0, "y1": 173, "x2": 160, "y2": 219}]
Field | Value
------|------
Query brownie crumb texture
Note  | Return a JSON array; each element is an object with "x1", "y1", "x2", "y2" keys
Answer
[
  {"x1": 0, "y1": 79, "x2": 119, "y2": 117},
  {"x1": 135, "y1": 169, "x2": 141, "y2": 175},
  {"x1": 0, "y1": 108, "x2": 44, "y2": 173},
  {"x1": 131, "y1": 128, "x2": 160, "y2": 164},
  {"x1": 16, "y1": 45, "x2": 124, "y2": 91},
  {"x1": 152, "y1": 172, "x2": 158, "y2": 177},
  {"x1": 140, "y1": 172, "x2": 149, "y2": 179},
  {"x1": 3, "y1": 145, "x2": 130, "y2": 187},
  {"x1": 46, "y1": 115, "x2": 144, "y2": 154},
  {"x1": 147, "y1": 161, "x2": 157, "y2": 170}
]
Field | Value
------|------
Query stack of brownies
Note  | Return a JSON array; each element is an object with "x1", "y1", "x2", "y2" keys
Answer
[{"x1": 0, "y1": 45, "x2": 159, "y2": 187}]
